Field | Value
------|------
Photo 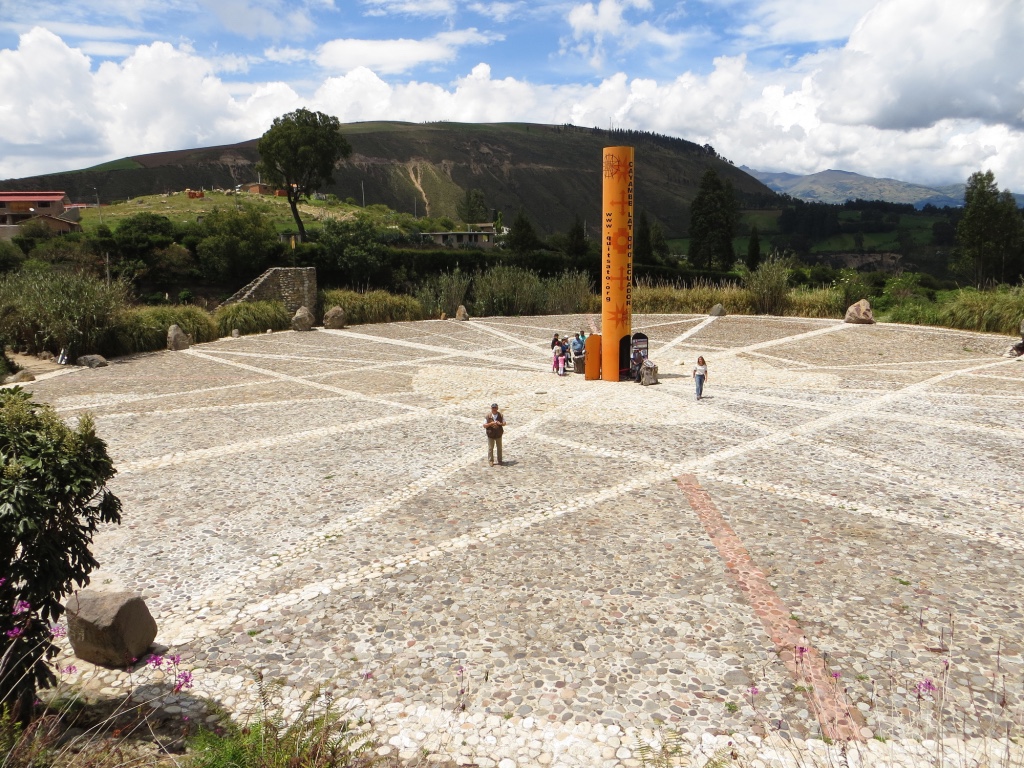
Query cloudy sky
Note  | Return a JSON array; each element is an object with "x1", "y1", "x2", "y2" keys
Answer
[{"x1": 1, "y1": 0, "x2": 1023, "y2": 189}]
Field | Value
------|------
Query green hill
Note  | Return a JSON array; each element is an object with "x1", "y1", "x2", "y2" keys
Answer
[{"x1": 0, "y1": 121, "x2": 773, "y2": 237}]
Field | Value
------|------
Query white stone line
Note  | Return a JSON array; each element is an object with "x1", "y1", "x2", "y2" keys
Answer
[
  {"x1": 198, "y1": 349, "x2": 378, "y2": 364},
  {"x1": 55, "y1": 381, "x2": 262, "y2": 413},
  {"x1": 803, "y1": 356, "x2": 1000, "y2": 371},
  {"x1": 295, "y1": 351, "x2": 469, "y2": 379},
  {"x1": 969, "y1": 372, "x2": 1024, "y2": 383},
  {"x1": 184, "y1": 348, "x2": 426, "y2": 412},
  {"x1": 703, "y1": 472, "x2": 1024, "y2": 553},
  {"x1": 714, "y1": 321, "x2": 848, "y2": 358},
  {"x1": 633, "y1": 316, "x2": 705, "y2": 331},
  {"x1": 685, "y1": 357, "x2": 1020, "y2": 470},
  {"x1": 320, "y1": 329, "x2": 544, "y2": 370},
  {"x1": 719, "y1": 388, "x2": 1024, "y2": 440},
  {"x1": 466, "y1": 320, "x2": 551, "y2": 356},
  {"x1": 95, "y1": 394, "x2": 360, "y2": 420},
  {"x1": 741, "y1": 351, "x2": 816, "y2": 368},
  {"x1": 655, "y1": 316, "x2": 719, "y2": 356}
]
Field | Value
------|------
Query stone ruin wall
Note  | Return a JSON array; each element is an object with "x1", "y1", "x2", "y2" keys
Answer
[{"x1": 223, "y1": 267, "x2": 317, "y2": 317}]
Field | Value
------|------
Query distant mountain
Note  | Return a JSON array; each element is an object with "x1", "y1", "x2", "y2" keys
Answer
[
  {"x1": 740, "y1": 167, "x2": 968, "y2": 208},
  {"x1": 0, "y1": 122, "x2": 775, "y2": 237}
]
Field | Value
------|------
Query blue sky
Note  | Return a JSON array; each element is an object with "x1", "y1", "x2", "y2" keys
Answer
[{"x1": 2, "y1": 0, "x2": 1023, "y2": 189}]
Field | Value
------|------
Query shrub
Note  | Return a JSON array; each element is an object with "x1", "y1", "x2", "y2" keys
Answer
[
  {"x1": 319, "y1": 289, "x2": 424, "y2": 325},
  {"x1": 633, "y1": 278, "x2": 752, "y2": 314},
  {"x1": 884, "y1": 300, "x2": 945, "y2": 327},
  {"x1": 0, "y1": 389, "x2": 122, "y2": 721},
  {"x1": 471, "y1": 265, "x2": 546, "y2": 316},
  {"x1": 742, "y1": 256, "x2": 791, "y2": 315},
  {"x1": 787, "y1": 286, "x2": 846, "y2": 318},
  {"x1": 0, "y1": 271, "x2": 131, "y2": 358},
  {"x1": 213, "y1": 301, "x2": 292, "y2": 337},
  {"x1": 108, "y1": 305, "x2": 219, "y2": 356}
]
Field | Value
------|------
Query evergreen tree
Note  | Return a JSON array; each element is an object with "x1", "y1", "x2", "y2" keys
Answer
[
  {"x1": 565, "y1": 214, "x2": 588, "y2": 259},
  {"x1": 955, "y1": 171, "x2": 1023, "y2": 285},
  {"x1": 688, "y1": 169, "x2": 737, "y2": 270},
  {"x1": 746, "y1": 226, "x2": 761, "y2": 271},
  {"x1": 634, "y1": 210, "x2": 653, "y2": 264},
  {"x1": 507, "y1": 209, "x2": 541, "y2": 255},
  {"x1": 650, "y1": 221, "x2": 670, "y2": 264},
  {"x1": 456, "y1": 189, "x2": 489, "y2": 224}
]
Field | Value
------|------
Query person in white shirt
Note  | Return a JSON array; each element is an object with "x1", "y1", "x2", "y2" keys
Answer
[{"x1": 692, "y1": 356, "x2": 708, "y2": 400}]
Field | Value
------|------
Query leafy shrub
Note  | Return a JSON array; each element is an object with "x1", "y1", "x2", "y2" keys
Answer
[
  {"x1": 742, "y1": 256, "x2": 791, "y2": 315},
  {"x1": 0, "y1": 389, "x2": 122, "y2": 720},
  {"x1": 319, "y1": 289, "x2": 424, "y2": 325},
  {"x1": 213, "y1": 301, "x2": 292, "y2": 337},
  {"x1": 471, "y1": 265, "x2": 546, "y2": 316},
  {"x1": 543, "y1": 271, "x2": 594, "y2": 314},
  {"x1": 833, "y1": 270, "x2": 877, "y2": 308},
  {"x1": 884, "y1": 300, "x2": 945, "y2": 327},
  {"x1": 108, "y1": 305, "x2": 219, "y2": 356},
  {"x1": 0, "y1": 271, "x2": 131, "y2": 358}
]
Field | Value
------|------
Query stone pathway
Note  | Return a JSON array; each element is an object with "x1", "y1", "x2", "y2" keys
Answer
[{"x1": 12, "y1": 314, "x2": 1024, "y2": 767}]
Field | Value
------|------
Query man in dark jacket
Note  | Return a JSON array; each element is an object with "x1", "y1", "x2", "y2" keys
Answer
[{"x1": 483, "y1": 403, "x2": 507, "y2": 466}]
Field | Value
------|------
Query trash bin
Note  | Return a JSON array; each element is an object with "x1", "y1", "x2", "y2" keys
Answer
[{"x1": 573, "y1": 353, "x2": 586, "y2": 373}]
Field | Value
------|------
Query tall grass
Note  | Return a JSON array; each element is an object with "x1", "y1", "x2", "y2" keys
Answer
[
  {"x1": 788, "y1": 286, "x2": 846, "y2": 318},
  {"x1": 470, "y1": 265, "x2": 547, "y2": 317},
  {"x1": 937, "y1": 286, "x2": 1024, "y2": 335},
  {"x1": 742, "y1": 257, "x2": 791, "y2": 315},
  {"x1": 415, "y1": 270, "x2": 472, "y2": 318},
  {"x1": 319, "y1": 289, "x2": 425, "y2": 325},
  {"x1": 0, "y1": 271, "x2": 131, "y2": 357},
  {"x1": 633, "y1": 278, "x2": 752, "y2": 314},
  {"x1": 108, "y1": 305, "x2": 219, "y2": 356},
  {"x1": 213, "y1": 301, "x2": 292, "y2": 337},
  {"x1": 543, "y1": 270, "x2": 594, "y2": 314}
]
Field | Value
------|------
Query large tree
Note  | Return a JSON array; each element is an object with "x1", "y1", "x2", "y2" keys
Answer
[
  {"x1": 955, "y1": 170, "x2": 1024, "y2": 285},
  {"x1": 688, "y1": 169, "x2": 738, "y2": 270},
  {"x1": 456, "y1": 189, "x2": 489, "y2": 224},
  {"x1": 258, "y1": 108, "x2": 352, "y2": 242}
]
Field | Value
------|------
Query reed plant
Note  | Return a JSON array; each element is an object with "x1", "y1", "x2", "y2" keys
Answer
[
  {"x1": 633, "y1": 277, "x2": 752, "y2": 314},
  {"x1": 937, "y1": 286, "x2": 1024, "y2": 335},
  {"x1": 883, "y1": 300, "x2": 945, "y2": 327},
  {"x1": 415, "y1": 270, "x2": 472, "y2": 318},
  {"x1": 742, "y1": 256, "x2": 791, "y2": 315},
  {"x1": 787, "y1": 286, "x2": 846, "y2": 318},
  {"x1": 108, "y1": 305, "x2": 219, "y2": 356},
  {"x1": 542, "y1": 270, "x2": 594, "y2": 314},
  {"x1": 470, "y1": 265, "x2": 546, "y2": 317},
  {"x1": 213, "y1": 301, "x2": 292, "y2": 337},
  {"x1": 319, "y1": 289, "x2": 425, "y2": 325}
]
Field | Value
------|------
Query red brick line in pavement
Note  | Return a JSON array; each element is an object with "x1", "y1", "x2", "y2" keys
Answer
[{"x1": 676, "y1": 474, "x2": 865, "y2": 742}]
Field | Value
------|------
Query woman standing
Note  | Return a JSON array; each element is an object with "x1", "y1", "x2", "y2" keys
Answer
[{"x1": 692, "y1": 356, "x2": 708, "y2": 400}]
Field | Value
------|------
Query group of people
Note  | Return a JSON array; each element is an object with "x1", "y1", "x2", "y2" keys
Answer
[{"x1": 550, "y1": 331, "x2": 587, "y2": 376}]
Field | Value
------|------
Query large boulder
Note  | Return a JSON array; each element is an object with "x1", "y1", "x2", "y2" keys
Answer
[
  {"x1": 3, "y1": 370, "x2": 35, "y2": 384},
  {"x1": 323, "y1": 306, "x2": 346, "y2": 329},
  {"x1": 76, "y1": 355, "x2": 108, "y2": 368},
  {"x1": 708, "y1": 303, "x2": 727, "y2": 317},
  {"x1": 65, "y1": 591, "x2": 157, "y2": 668},
  {"x1": 455, "y1": 305, "x2": 469, "y2": 321},
  {"x1": 292, "y1": 306, "x2": 315, "y2": 332},
  {"x1": 844, "y1": 299, "x2": 875, "y2": 324},
  {"x1": 167, "y1": 324, "x2": 191, "y2": 351}
]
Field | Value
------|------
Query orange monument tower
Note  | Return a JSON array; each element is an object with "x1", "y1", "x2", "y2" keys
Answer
[{"x1": 601, "y1": 146, "x2": 634, "y2": 380}]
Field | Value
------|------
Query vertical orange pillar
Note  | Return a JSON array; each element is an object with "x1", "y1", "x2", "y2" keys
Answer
[{"x1": 601, "y1": 146, "x2": 634, "y2": 381}]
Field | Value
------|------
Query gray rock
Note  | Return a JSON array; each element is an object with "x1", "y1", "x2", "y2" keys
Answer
[
  {"x1": 167, "y1": 324, "x2": 191, "y2": 351},
  {"x1": 65, "y1": 591, "x2": 157, "y2": 668},
  {"x1": 231, "y1": 329, "x2": 240, "y2": 338},
  {"x1": 455, "y1": 305, "x2": 469, "y2": 321},
  {"x1": 292, "y1": 306, "x2": 315, "y2": 332},
  {"x1": 323, "y1": 306, "x2": 346, "y2": 329},
  {"x1": 3, "y1": 370, "x2": 35, "y2": 384},
  {"x1": 708, "y1": 303, "x2": 726, "y2": 317},
  {"x1": 76, "y1": 355, "x2": 108, "y2": 368},
  {"x1": 844, "y1": 299, "x2": 875, "y2": 324},
  {"x1": 640, "y1": 362, "x2": 659, "y2": 386}
]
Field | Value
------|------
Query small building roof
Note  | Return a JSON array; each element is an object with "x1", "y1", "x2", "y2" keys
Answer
[{"x1": 0, "y1": 191, "x2": 69, "y2": 203}]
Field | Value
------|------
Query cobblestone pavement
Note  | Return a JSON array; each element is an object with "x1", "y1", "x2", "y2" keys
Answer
[{"x1": 13, "y1": 314, "x2": 1024, "y2": 767}]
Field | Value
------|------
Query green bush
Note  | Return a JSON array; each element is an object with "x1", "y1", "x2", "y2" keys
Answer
[
  {"x1": 319, "y1": 289, "x2": 424, "y2": 325},
  {"x1": 0, "y1": 389, "x2": 122, "y2": 720},
  {"x1": 213, "y1": 301, "x2": 292, "y2": 337},
  {"x1": 884, "y1": 300, "x2": 945, "y2": 327},
  {"x1": 415, "y1": 269, "x2": 472, "y2": 317},
  {"x1": 937, "y1": 286, "x2": 1024, "y2": 334},
  {"x1": 742, "y1": 256, "x2": 791, "y2": 315},
  {"x1": 787, "y1": 286, "x2": 846, "y2": 318},
  {"x1": 0, "y1": 271, "x2": 131, "y2": 358},
  {"x1": 108, "y1": 305, "x2": 219, "y2": 356},
  {"x1": 470, "y1": 265, "x2": 546, "y2": 316}
]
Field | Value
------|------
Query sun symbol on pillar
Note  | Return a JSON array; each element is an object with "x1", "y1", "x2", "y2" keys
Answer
[
  {"x1": 612, "y1": 227, "x2": 630, "y2": 254},
  {"x1": 609, "y1": 303, "x2": 629, "y2": 329},
  {"x1": 603, "y1": 154, "x2": 622, "y2": 179}
]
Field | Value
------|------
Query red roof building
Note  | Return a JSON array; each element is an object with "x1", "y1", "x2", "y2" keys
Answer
[{"x1": 0, "y1": 191, "x2": 72, "y2": 226}]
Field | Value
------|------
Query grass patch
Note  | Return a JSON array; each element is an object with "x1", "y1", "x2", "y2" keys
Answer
[
  {"x1": 109, "y1": 305, "x2": 219, "y2": 356},
  {"x1": 937, "y1": 286, "x2": 1024, "y2": 335},
  {"x1": 634, "y1": 278, "x2": 751, "y2": 314},
  {"x1": 213, "y1": 300, "x2": 292, "y2": 336},
  {"x1": 320, "y1": 289, "x2": 425, "y2": 325}
]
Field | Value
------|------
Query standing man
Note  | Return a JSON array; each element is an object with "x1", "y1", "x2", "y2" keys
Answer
[{"x1": 483, "y1": 403, "x2": 506, "y2": 466}]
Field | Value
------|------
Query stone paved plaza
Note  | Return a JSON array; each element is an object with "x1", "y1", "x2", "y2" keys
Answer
[{"x1": 14, "y1": 314, "x2": 1024, "y2": 766}]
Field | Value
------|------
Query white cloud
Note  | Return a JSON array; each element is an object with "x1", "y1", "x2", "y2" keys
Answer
[
  {"x1": 264, "y1": 46, "x2": 311, "y2": 63},
  {"x1": 565, "y1": 0, "x2": 690, "y2": 68},
  {"x1": 466, "y1": 2, "x2": 527, "y2": 23},
  {"x1": 316, "y1": 29, "x2": 498, "y2": 75},
  {"x1": 361, "y1": 0, "x2": 456, "y2": 17},
  {"x1": 194, "y1": 0, "x2": 320, "y2": 39},
  {"x1": 734, "y1": 0, "x2": 879, "y2": 46}
]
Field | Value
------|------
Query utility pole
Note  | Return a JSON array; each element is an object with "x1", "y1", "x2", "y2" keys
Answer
[
  {"x1": 361, "y1": 181, "x2": 365, "y2": 207},
  {"x1": 93, "y1": 188, "x2": 104, "y2": 224}
]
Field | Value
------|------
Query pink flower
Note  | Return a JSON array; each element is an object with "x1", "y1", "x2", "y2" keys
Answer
[
  {"x1": 60, "y1": 665, "x2": 77, "y2": 675},
  {"x1": 173, "y1": 670, "x2": 193, "y2": 693},
  {"x1": 147, "y1": 655, "x2": 164, "y2": 669},
  {"x1": 12, "y1": 601, "x2": 30, "y2": 615},
  {"x1": 5, "y1": 627, "x2": 23, "y2": 638},
  {"x1": 49, "y1": 624, "x2": 67, "y2": 638}
]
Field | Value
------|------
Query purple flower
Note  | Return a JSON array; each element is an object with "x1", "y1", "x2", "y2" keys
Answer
[
  {"x1": 147, "y1": 655, "x2": 164, "y2": 669},
  {"x1": 173, "y1": 670, "x2": 193, "y2": 693},
  {"x1": 916, "y1": 678, "x2": 937, "y2": 696},
  {"x1": 5, "y1": 627, "x2": 23, "y2": 638},
  {"x1": 60, "y1": 664, "x2": 77, "y2": 675},
  {"x1": 0, "y1": 578, "x2": 6, "y2": 587},
  {"x1": 169, "y1": 654, "x2": 181, "y2": 666},
  {"x1": 362, "y1": 671, "x2": 373, "y2": 680},
  {"x1": 49, "y1": 624, "x2": 67, "y2": 638},
  {"x1": 831, "y1": 671, "x2": 841, "y2": 680},
  {"x1": 748, "y1": 686, "x2": 759, "y2": 697},
  {"x1": 12, "y1": 601, "x2": 30, "y2": 616}
]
